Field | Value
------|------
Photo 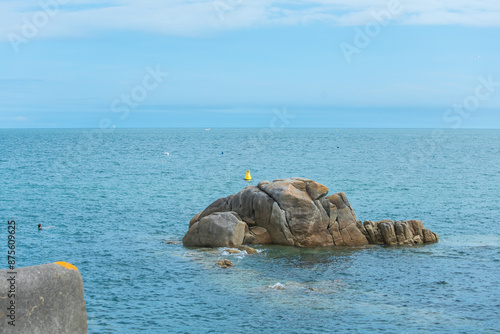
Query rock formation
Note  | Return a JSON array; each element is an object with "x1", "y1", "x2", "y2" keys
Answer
[{"x1": 183, "y1": 177, "x2": 438, "y2": 248}]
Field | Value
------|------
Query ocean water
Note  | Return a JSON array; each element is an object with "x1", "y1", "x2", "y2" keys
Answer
[{"x1": 1, "y1": 128, "x2": 499, "y2": 333}]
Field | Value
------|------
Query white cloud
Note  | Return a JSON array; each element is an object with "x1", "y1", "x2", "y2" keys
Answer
[{"x1": 0, "y1": 0, "x2": 499, "y2": 42}]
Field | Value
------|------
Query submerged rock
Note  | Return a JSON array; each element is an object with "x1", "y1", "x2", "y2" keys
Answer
[
  {"x1": 216, "y1": 259, "x2": 234, "y2": 268},
  {"x1": 237, "y1": 245, "x2": 258, "y2": 254},
  {"x1": 165, "y1": 240, "x2": 182, "y2": 244},
  {"x1": 183, "y1": 178, "x2": 438, "y2": 248}
]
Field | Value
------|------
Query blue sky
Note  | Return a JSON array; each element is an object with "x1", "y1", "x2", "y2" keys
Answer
[{"x1": 1, "y1": 0, "x2": 499, "y2": 128}]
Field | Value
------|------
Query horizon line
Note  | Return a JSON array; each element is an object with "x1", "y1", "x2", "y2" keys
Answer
[{"x1": 1, "y1": 127, "x2": 499, "y2": 130}]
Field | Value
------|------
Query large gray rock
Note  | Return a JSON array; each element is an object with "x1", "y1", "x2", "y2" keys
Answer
[
  {"x1": 258, "y1": 178, "x2": 333, "y2": 246},
  {"x1": 184, "y1": 178, "x2": 439, "y2": 248},
  {"x1": 0, "y1": 262, "x2": 88, "y2": 334},
  {"x1": 183, "y1": 211, "x2": 247, "y2": 247}
]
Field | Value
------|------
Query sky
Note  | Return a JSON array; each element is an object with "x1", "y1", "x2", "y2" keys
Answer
[{"x1": 0, "y1": 0, "x2": 499, "y2": 128}]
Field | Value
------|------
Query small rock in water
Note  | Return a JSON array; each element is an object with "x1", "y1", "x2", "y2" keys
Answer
[
  {"x1": 269, "y1": 282, "x2": 285, "y2": 290},
  {"x1": 165, "y1": 240, "x2": 182, "y2": 244},
  {"x1": 216, "y1": 259, "x2": 234, "y2": 268},
  {"x1": 237, "y1": 245, "x2": 258, "y2": 254},
  {"x1": 226, "y1": 249, "x2": 241, "y2": 254}
]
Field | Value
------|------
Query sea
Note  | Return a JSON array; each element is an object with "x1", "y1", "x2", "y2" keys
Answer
[{"x1": 1, "y1": 128, "x2": 499, "y2": 333}]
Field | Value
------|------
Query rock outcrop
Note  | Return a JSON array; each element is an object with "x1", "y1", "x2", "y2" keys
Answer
[
  {"x1": 183, "y1": 178, "x2": 439, "y2": 248},
  {"x1": 362, "y1": 219, "x2": 439, "y2": 245}
]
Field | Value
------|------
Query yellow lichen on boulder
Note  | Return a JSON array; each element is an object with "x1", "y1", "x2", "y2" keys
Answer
[{"x1": 54, "y1": 261, "x2": 78, "y2": 271}]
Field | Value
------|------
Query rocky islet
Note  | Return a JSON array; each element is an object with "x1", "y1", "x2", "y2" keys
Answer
[{"x1": 183, "y1": 177, "x2": 439, "y2": 248}]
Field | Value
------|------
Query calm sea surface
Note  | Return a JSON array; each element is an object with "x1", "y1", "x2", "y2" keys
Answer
[{"x1": 1, "y1": 128, "x2": 499, "y2": 333}]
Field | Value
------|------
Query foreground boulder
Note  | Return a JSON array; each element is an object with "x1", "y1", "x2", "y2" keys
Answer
[
  {"x1": 183, "y1": 178, "x2": 438, "y2": 248},
  {"x1": 0, "y1": 262, "x2": 88, "y2": 333}
]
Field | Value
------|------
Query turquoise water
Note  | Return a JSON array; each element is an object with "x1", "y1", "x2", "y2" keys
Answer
[{"x1": 1, "y1": 128, "x2": 499, "y2": 333}]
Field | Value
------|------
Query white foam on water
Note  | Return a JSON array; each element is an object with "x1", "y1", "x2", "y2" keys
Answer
[{"x1": 269, "y1": 282, "x2": 285, "y2": 290}]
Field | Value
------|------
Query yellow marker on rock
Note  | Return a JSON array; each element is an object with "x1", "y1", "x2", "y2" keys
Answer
[
  {"x1": 54, "y1": 261, "x2": 79, "y2": 271},
  {"x1": 245, "y1": 170, "x2": 252, "y2": 181}
]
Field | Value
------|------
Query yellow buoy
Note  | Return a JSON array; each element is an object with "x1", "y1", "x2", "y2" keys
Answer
[{"x1": 245, "y1": 170, "x2": 252, "y2": 181}]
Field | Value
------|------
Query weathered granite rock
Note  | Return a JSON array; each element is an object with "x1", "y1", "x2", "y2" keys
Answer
[
  {"x1": 258, "y1": 178, "x2": 332, "y2": 246},
  {"x1": 0, "y1": 262, "x2": 88, "y2": 334},
  {"x1": 189, "y1": 195, "x2": 233, "y2": 228},
  {"x1": 244, "y1": 226, "x2": 272, "y2": 245},
  {"x1": 183, "y1": 212, "x2": 246, "y2": 247},
  {"x1": 362, "y1": 219, "x2": 439, "y2": 245},
  {"x1": 323, "y1": 192, "x2": 369, "y2": 246},
  {"x1": 184, "y1": 178, "x2": 439, "y2": 247}
]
